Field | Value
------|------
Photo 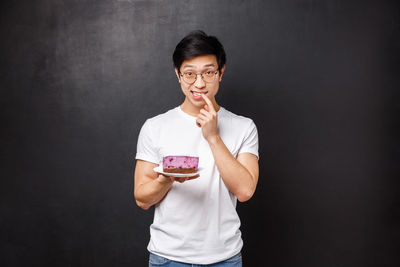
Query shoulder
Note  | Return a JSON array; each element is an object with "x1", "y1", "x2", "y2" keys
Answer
[
  {"x1": 144, "y1": 107, "x2": 178, "y2": 126},
  {"x1": 138, "y1": 107, "x2": 178, "y2": 137},
  {"x1": 220, "y1": 107, "x2": 256, "y2": 127}
]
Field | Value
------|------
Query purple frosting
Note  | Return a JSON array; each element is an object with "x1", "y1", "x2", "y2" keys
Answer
[{"x1": 163, "y1": 156, "x2": 199, "y2": 171}]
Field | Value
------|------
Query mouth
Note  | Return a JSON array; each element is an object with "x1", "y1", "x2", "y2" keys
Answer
[{"x1": 190, "y1": 90, "x2": 208, "y2": 98}]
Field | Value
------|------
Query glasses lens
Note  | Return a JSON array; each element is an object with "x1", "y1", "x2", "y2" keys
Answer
[
  {"x1": 183, "y1": 73, "x2": 196, "y2": 84},
  {"x1": 203, "y1": 71, "x2": 217, "y2": 83}
]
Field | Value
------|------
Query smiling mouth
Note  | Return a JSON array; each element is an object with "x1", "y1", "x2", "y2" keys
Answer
[{"x1": 191, "y1": 91, "x2": 208, "y2": 96}]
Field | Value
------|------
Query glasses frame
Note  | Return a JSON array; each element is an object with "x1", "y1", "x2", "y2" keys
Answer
[{"x1": 179, "y1": 70, "x2": 219, "y2": 84}]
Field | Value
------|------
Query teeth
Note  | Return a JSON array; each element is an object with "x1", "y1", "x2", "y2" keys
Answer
[{"x1": 193, "y1": 92, "x2": 204, "y2": 96}]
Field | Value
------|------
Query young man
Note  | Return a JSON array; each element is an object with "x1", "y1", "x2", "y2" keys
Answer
[{"x1": 134, "y1": 30, "x2": 259, "y2": 266}]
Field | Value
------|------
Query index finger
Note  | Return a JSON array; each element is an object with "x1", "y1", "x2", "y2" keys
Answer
[{"x1": 201, "y1": 94, "x2": 216, "y2": 112}]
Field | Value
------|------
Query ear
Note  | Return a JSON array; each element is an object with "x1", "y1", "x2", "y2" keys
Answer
[
  {"x1": 218, "y1": 65, "x2": 226, "y2": 82},
  {"x1": 174, "y1": 68, "x2": 181, "y2": 83}
]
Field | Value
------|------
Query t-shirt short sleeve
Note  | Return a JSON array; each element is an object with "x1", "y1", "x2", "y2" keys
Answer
[
  {"x1": 135, "y1": 119, "x2": 159, "y2": 164},
  {"x1": 237, "y1": 120, "x2": 259, "y2": 159}
]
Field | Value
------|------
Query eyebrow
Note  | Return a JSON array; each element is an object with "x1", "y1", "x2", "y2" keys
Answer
[{"x1": 182, "y1": 64, "x2": 216, "y2": 69}]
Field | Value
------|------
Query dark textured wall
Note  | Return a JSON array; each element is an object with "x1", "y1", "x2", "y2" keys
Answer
[{"x1": 1, "y1": 1, "x2": 399, "y2": 266}]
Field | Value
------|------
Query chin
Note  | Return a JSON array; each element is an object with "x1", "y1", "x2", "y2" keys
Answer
[{"x1": 191, "y1": 100, "x2": 205, "y2": 106}]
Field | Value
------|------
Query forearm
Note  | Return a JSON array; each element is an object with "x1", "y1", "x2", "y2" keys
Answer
[
  {"x1": 135, "y1": 175, "x2": 173, "y2": 210},
  {"x1": 208, "y1": 135, "x2": 256, "y2": 202}
]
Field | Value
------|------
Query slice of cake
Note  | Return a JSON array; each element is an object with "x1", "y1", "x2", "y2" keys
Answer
[{"x1": 163, "y1": 156, "x2": 199, "y2": 174}]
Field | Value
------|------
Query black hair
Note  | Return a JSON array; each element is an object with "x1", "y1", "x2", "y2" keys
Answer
[{"x1": 173, "y1": 30, "x2": 226, "y2": 73}]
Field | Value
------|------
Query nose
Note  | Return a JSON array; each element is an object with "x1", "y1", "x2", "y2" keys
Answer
[{"x1": 194, "y1": 74, "x2": 206, "y2": 88}]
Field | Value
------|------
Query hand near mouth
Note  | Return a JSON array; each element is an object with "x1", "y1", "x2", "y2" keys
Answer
[{"x1": 196, "y1": 94, "x2": 219, "y2": 143}]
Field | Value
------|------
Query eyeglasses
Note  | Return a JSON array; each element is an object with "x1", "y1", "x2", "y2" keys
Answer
[{"x1": 179, "y1": 70, "x2": 219, "y2": 84}]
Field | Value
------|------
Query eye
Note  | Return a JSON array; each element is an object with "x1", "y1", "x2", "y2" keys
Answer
[
  {"x1": 185, "y1": 72, "x2": 193, "y2": 76},
  {"x1": 204, "y1": 70, "x2": 214, "y2": 76}
]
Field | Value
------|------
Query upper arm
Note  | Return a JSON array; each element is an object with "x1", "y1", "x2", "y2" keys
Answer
[
  {"x1": 236, "y1": 152, "x2": 259, "y2": 187},
  {"x1": 134, "y1": 159, "x2": 159, "y2": 198}
]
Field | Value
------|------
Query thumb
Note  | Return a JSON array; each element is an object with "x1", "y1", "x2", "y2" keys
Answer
[{"x1": 204, "y1": 105, "x2": 209, "y2": 112}]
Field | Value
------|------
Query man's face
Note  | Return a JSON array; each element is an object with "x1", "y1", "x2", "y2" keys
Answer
[{"x1": 175, "y1": 54, "x2": 225, "y2": 109}]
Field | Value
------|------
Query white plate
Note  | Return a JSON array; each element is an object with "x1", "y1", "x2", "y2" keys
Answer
[{"x1": 153, "y1": 166, "x2": 200, "y2": 177}]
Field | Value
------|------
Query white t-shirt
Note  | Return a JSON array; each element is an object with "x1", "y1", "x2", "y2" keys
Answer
[{"x1": 135, "y1": 105, "x2": 259, "y2": 264}]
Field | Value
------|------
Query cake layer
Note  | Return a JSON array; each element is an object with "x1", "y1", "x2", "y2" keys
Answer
[
  {"x1": 163, "y1": 167, "x2": 196, "y2": 174},
  {"x1": 163, "y1": 156, "x2": 199, "y2": 173}
]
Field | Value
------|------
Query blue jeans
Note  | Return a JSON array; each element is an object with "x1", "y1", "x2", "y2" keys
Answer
[{"x1": 149, "y1": 252, "x2": 242, "y2": 267}]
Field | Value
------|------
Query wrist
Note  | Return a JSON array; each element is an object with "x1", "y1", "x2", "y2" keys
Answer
[{"x1": 207, "y1": 135, "x2": 221, "y2": 146}]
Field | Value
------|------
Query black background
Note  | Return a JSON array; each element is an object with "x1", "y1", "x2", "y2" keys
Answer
[{"x1": 1, "y1": 0, "x2": 399, "y2": 266}]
